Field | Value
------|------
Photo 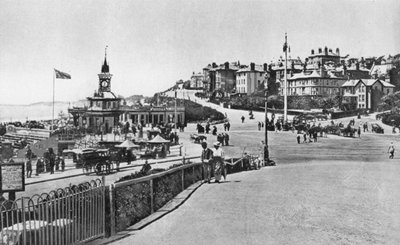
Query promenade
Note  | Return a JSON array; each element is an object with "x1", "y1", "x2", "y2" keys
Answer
[
  {"x1": 15, "y1": 92, "x2": 400, "y2": 244},
  {"x1": 90, "y1": 91, "x2": 400, "y2": 244},
  {"x1": 110, "y1": 160, "x2": 400, "y2": 245}
]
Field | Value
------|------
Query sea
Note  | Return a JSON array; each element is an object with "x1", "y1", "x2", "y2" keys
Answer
[{"x1": 0, "y1": 101, "x2": 85, "y2": 123}]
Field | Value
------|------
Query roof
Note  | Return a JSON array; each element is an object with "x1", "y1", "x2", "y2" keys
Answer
[
  {"x1": 370, "y1": 64, "x2": 392, "y2": 76},
  {"x1": 341, "y1": 79, "x2": 395, "y2": 88},
  {"x1": 380, "y1": 80, "x2": 396, "y2": 88},
  {"x1": 236, "y1": 65, "x2": 265, "y2": 73},
  {"x1": 309, "y1": 51, "x2": 340, "y2": 58},
  {"x1": 288, "y1": 70, "x2": 321, "y2": 80},
  {"x1": 342, "y1": 80, "x2": 358, "y2": 87}
]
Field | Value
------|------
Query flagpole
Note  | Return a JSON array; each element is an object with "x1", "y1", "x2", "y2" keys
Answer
[
  {"x1": 284, "y1": 33, "x2": 288, "y2": 122},
  {"x1": 52, "y1": 68, "x2": 55, "y2": 131}
]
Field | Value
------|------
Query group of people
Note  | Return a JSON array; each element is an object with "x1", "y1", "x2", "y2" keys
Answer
[
  {"x1": 216, "y1": 133, "x2": 229, "y2": 146},
  {"x1": 201, "y1": 141, "x2": 227, "y2": 183},
  {"x1": 296, "y1": 130, "x2": 319, "y2": 144},
  {"x1": 223, "y1": 121, "x2": 231, "y2": 131},
  {"x1": 257, "y1": 122, "x2": 265, "y2": 130},
  {"x1": 24, "y1": 146, "x2": 65, "y2": 178}
]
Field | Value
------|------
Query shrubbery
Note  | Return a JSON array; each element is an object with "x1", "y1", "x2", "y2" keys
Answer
[
  {"x1": 382, "y1": 113, "x2": 400, "y2": 127},
  {"x1": 184, "y1": 100, "x2": 225, "y2": 122}
]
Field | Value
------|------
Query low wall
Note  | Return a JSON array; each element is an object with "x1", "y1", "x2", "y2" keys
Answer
[
  {"x1": 111, "y1": 159, "x2": 203, "y2": 233},
  {"x1": 107, "y1": 155, "x2": 261, "y2": 236}
]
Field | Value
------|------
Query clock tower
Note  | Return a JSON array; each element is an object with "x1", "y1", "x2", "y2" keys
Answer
[{"x1": 98, "y1": 48, "x2": 112, "y2": 94}]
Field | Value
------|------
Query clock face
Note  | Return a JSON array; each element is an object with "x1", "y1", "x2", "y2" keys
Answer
[{"x1": 101, "y1": 81, "x2": 109, "y2": 87}]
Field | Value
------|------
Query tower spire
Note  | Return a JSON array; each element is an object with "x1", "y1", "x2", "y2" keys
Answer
[{"x1": 101, "y1": 45, "x2": 109, "y2": 73}]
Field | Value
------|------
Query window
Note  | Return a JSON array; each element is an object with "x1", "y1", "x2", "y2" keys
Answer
[{"x1": 387, "y1": 89, "x2": 390, "y2": 94}]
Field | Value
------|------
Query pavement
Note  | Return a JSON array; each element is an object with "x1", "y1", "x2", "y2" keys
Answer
[
  {"x1": 106, "y1": 160, "x2": 400, "y2": 245},
  {"x1": 88, "y1": 91, "x2": 400, "y2": 245},
  {"x1": 17, "y1": 91, "x2": 400, "y2": 244}
]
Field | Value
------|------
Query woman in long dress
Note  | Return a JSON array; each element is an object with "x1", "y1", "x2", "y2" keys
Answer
[{"x1": 212, "y1": 142, "x2": 224, "y2": 183}]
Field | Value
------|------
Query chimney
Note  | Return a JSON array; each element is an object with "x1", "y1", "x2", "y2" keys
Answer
[
  {"x1": 324, "y1": 46, "x2": 328, "y2": 55},
  {"x1": 250, "y1": 63, "x2": 255, "y2": 71},
  {"x1": 318, "y1": 48, "x2": 322, "y2": 53},
  {"x1": 328, "y1": 48, "x2": 332, "y2": 53},
  {"x1": 263, "y1": 63, "x2": 268, "y2": 71},
  {"x1": 212, "y1": 62, "x2": 217, "y2": 68},
  {"x1": 224, "y1": 62, "x2": 229, "y2": 70},
  {"x1": 356, "y1": 62, "x2": 360, "y2": 70},
  {"x1": 311, "y1": 49, "x2": 314, "y2": 55},
  {"x1": 336, "y1": 48, "x2": 340, "y2": 56}
]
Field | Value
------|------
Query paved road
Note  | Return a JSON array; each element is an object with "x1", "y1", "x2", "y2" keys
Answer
[
  {"x1": 111, "y1": 160, "x2": 400, "y2": 245},
  {"x1": 106, "y1": 91, "x2": 400, "y2": 244}
]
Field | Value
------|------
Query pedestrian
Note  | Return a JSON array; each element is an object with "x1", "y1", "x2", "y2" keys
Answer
[
  {"x1": 388, "y1": 142, "x2": 395, "y2": 159},
  {"x1": 223, "y1": 122, "x2": 227, "y2": 131},
  {"x1": 313, "y1": 131, "x2": 318, "y2": 142},
  {"x1": 26, "y1": 159, "x2": 32, "y2": 178},
  {"x1": 241, "y1": 116, "x2": 245, "y2": 123},
  {"x1": 132, "y1": 124, "x2": 137, "y2": 136},
  {"x1": 201, "y1": 142, "x2": 213, "y2": 183},
  {"x1": 258, "y1": 122, "x2": 261, "y2": 131},
  {"x1": 224, "y1": 133, "x2": 229, "y2": 146},
  {"x1": 127, "y1": 149, "x2": 133, "y2": 164},
  {"x1": 261, "y1": 122, "x2": 264, "y2": 128},
  {"x1": 226, "y1": 121, "x2": 230, "y2": 131},
  {"x1": 206, "y1": 123, "x2": 210, "y2": 134},
  {"x1": 48, "y1": 148, "x2": 55, "y2": 174},
  {"x1": 357, "y1": 127, "x2": 361, "y2": 138},
  {"x1": 212, "y1": 142, "x2": 225, "y2": 183},
  {"x1": 55, "y1": 155, "x2": 60, "y2": 171},
  {"x1": 303, "y1": 131, "x2": 308, "y2": 143},
  {"x1": 35, "y1": 158, "x2": 41, "y2": 176},
  {"x1": 297, "y1": 131, "x2": 301, "y2": 144},
  {"x1": 212, "y1": 126, "x2": 217, "y2": 135},
  {"x1": 61, "y1": 156, "x2": 65, "y2": 172},
  {"x1": 217, "y1": 133, "x2": 224, "y2": 146}
]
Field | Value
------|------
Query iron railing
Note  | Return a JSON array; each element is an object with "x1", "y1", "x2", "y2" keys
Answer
[{"x1": 0, "y1": 178, "x2": 106, "y2": 245}]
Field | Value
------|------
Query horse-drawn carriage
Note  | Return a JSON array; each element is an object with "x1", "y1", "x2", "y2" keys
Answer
[
  {"x1": 190, "y1": 134, "x2": 207, "y2": 144},
  {"x1": 339, "y1": 125, "x2": 357, "y2": 137},
  {"x1": 371, "y1": 123, "x2": 384, "y2": 134},
  {"x1": 79, "y1": 149, "x2": 113, "y2": 174},
  {"x1": 65, "y1": 148, "x2": 113, "y2": 175}
]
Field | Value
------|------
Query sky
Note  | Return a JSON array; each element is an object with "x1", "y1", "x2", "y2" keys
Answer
[{"x1": 0, "y1": 0, "x2": 399, "y2": 105}]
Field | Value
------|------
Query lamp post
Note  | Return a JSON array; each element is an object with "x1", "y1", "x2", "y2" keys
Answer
[
  {"x1": 174, "y1": 90, "x2": 177, "y2": 134},
  {"x1": 264, "y1": 89, "x2": 270, "y2": 165}
]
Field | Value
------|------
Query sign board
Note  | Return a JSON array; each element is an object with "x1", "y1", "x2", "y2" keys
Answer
[{"x1": 0, "y1": 163, "x2": 25, "y2": 192}]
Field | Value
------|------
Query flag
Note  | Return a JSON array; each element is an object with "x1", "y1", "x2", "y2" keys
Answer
[
  {"x1": 283, "y1": 42, "x2": 287, "y2": 52},
  {"x1": 54, "y1": 69, "x2": 71, "y2": 79}
]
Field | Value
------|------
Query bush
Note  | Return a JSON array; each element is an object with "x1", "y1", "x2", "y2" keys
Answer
[
  {"x1": 184, "y1": 100, "x2": 225, "y2": 122},
  {"x1": 382, "y1": 113, "x2": 400, "y2": 127}
]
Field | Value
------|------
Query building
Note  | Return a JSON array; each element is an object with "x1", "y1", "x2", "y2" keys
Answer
[
  {"x1": 190, "y1": 72, "x2": 204, "y2": 89},
  {"x1": 341, "y1": 79, "x2": 395, "y2": 111},
  {"x1": 286, "y1": 70, "x2": 346, "y2": 97},
  {"x1": 69, "y1": 55, "x2": 122, "y2": 133},
  {"x1": 236, "y1": 63, "x2": 267, "y2": 95},
  {"x1": 270, "y1": 58, "x2": 303, "y2": 96},
  {"x1": 215, "y1": 62, "x2": 239, "y2": 94},
  {"x1": 308, "y1": 46, "x2": 341, "y2": 67},
  {"x1": 69, "y1": 53, "x2": 185, "y2": 132},
  {"x1": 203, "y1": 63, "x2": 217, "y2": 92}
]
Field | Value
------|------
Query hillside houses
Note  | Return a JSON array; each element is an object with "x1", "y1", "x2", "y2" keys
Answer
[{"x1": 172, "y1": 47, "x2": 399, "y2": 111}]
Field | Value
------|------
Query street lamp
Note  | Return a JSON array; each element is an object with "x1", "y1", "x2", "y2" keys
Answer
[{"x1": 264, "y1": 90, "x2": 270, "y2": 165}]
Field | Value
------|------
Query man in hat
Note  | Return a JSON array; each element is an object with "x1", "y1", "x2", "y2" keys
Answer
[
  {"x1": 201, "y1": 142, "x2": 214, "y2": 183},
  {"x1": 212, "y1": 142, "x2": 225, "y2": 183}
]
